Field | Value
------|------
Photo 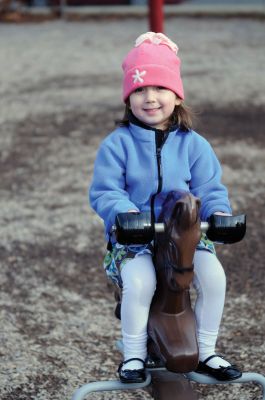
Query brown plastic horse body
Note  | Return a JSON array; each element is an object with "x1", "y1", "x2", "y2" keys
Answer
[{"x1": 148, "y1": 191, "x2": 201, "y2": 374}]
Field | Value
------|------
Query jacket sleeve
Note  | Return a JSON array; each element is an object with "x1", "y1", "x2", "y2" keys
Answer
[
  {"x1": 89, "y1": 138, "x2": 139, "y2": 233},
  {"x1": 189, "y1": 135, "x2": 232, "y2": 221}
]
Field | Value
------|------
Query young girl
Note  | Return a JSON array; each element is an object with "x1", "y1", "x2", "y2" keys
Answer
[{"x1": 89, "y1": 32, "x2": 241, "y2": 384}]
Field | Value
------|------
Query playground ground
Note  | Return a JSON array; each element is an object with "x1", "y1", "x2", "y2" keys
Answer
[{"x1": 0, "y1": 17, "x2": 264, "y2": 399}]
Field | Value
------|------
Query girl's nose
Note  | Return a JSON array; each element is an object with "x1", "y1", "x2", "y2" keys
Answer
[{"x1": 145, "y1": 88, "x2": 156, "y2": 102}]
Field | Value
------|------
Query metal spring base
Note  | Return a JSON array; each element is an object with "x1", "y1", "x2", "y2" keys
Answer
[{"x1": 71, "y1": 340, "x2": 265, "y2": 400}]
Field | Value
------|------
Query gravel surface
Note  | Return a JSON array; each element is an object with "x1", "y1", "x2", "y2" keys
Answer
[{"x1": 0, "y1": 18, "x2": 264, "y2": 399}]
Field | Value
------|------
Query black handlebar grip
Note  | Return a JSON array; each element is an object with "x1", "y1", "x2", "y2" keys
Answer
[
  {"x1": 115, "y1": 212, "x2": 247, "y2": 245},
  {"x1": 115, "y1": 212, "x2": 154, "y2": 245},
  {"x1": 206, "y1": 214, "x2": 246, "y2": 244}
]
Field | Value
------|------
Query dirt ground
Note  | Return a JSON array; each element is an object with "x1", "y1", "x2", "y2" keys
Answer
[{"x1": 0, "y1": 17, "x2": 264, "y2": 400}]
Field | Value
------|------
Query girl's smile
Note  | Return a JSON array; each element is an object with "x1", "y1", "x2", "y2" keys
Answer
[
  {"x1": 129, "y1": 86, "x2": 181, "y2": 130},
  {"x1": 143, "y1": 107, "x2": 161, "y2": 114}
]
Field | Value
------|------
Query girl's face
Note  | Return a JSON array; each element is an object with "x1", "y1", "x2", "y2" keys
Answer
[{"x1": 129, "y1": 86, "x2": 181, "y2": 130}]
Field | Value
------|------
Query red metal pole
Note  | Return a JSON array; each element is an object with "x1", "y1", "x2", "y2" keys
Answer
[{"x1": 149, "y1": 0, "x2": 164, "y2": 33}]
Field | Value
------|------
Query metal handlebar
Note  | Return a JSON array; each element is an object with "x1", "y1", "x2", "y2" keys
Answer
[{"x1": 152, "y1": 222, "x2": 209, "y2": 233}]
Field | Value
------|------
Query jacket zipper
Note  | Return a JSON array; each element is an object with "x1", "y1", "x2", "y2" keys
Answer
[{"x1": 150, "y1": 131, "x2": 168, "y2": 224}]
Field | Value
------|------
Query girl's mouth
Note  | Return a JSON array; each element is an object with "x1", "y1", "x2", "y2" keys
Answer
[{"x1": 143, "y1": 107, "x2": 161, "y2": 114}]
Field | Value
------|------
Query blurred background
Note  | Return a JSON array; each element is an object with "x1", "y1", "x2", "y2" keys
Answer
[
  {"x1": 1, "y1": 0, "x2": 265, "y2": 16},
  {"x1": 0, "y1": 2, "x2": 265, "y2": 400}
]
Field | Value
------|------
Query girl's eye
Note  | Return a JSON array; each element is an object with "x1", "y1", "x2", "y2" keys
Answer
[{"x1": 134, "y1": 87, "x2": 144, "y2": 93}]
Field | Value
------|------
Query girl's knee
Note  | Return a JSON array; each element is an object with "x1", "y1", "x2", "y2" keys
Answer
[
  {"x1": 193, "y1": 251, "x2": 226, "y2": 295},
  {"x1": 121, "y1": 255, "x2": 156, "y2": 299}
]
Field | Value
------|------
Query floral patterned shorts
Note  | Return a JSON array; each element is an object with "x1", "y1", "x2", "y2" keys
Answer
[{"x1": 103, "y1": 233, "x2": 215, "y2": 288}]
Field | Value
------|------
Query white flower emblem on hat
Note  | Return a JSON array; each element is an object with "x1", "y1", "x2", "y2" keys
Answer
[{"x1": 132, "y1": 69, "x2": 146, "y2": 84}]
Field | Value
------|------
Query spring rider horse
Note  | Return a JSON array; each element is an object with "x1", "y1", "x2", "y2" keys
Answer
[{"x1": 72, "y1": 191, "x2": 265, "y2": 400}]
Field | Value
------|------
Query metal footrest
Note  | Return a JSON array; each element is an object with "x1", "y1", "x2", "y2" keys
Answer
[
  {"x1": 186, "y1": 371, "x2": 265, "y2": 400},
  {"x1": 72, "y1": 371, "x2": 265, "y2": 400},
  {"x1": 71, "y1": 340, "x2": 265, "y2": 400},
  {"x1": 71, "y1": 373, "x2": 151, "y2": 400}
]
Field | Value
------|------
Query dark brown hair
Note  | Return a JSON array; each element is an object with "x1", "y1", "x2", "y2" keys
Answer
[{"x1": 118, "y1": 101, "x2": 193, "y2": 132}]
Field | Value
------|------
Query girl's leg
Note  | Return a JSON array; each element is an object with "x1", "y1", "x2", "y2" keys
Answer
[
  {"x1": 193, "y1": 250, "x2": 231, "y2": 369},
  {"x1": 120, "y1": 254, "x2": 156, "y2": 370}
]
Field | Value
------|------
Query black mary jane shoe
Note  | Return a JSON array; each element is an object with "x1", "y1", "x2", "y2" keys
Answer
[
  {"x1": 196, "y1": 354, "x2": 242, "y2": 381},
  {"x1": 118, "y1": 358, "x2": 146, "y2": 384}
]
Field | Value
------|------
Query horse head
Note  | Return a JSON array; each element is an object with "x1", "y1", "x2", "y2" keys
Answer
[
  {"x1": 148, "y1": 191, "x2": 201, "y2": 372},
  {"x1": 155, "y1": 191, "x2": 201, "y2": 291}
]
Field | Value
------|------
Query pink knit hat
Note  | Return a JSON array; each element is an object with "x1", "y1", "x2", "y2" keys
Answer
[{"x1": 122, "y1": 32, "x2": 184, "y2": 102}]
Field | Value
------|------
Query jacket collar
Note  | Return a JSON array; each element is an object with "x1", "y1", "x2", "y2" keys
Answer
[
  {"x1": 127, "y1": 111, "x2": 179, "y2": 142},
  {"x1": 128, "y1": 111, "x2": 179, "y2": 133}
]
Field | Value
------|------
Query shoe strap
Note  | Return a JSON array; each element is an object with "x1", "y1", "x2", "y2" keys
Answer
[
  {"x1": 118, "y1": 357, "x2": 145, "y2": 372},
  {"x1": 201, "y1": 354, "x2": 225, "y2": 365},
  {"x1": 122, "y1": 357, "x2": 145, "y2": 366}
]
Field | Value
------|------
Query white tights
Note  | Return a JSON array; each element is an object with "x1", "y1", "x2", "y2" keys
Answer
[{"x1": 120, "y1": 250, "x2": 230, "y2": 370}]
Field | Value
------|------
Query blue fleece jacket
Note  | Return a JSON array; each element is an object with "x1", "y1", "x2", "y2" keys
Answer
[{"x1": 89, "y1": 122, "x2": 231, "y2": 237}]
